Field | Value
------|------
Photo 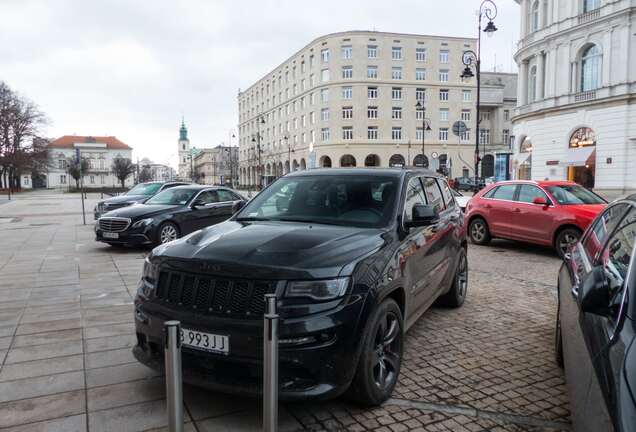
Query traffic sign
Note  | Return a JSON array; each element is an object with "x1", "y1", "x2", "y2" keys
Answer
[
  {"x1": 452, "y1": 121, "x2": 468, "y2": 136},
  {"x1": 431, "y1": 152, "x2": 439, "y2": 159}
]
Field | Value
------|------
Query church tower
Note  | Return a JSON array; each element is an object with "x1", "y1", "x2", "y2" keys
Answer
[{"x1": 177, "y1": 118, "x2": 191, "y2": 180}]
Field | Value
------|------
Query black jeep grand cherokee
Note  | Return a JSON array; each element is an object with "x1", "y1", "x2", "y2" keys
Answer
[{"x1": 133, "y1": 168, "x2": 467, "y2": 405}]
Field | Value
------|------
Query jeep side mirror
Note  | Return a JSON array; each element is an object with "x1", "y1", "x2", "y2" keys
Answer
[
  {"x1": 533, "y1": 197, "x2": 548, "y2": 206},
  {"x1": 579, "y1": 266, "x2": 610, "y2": 316},
  {"x1": 191, "y1": 199, "x2": 205, "y2": 209},
  {"x1": 406, "y1": 204, "x2": 440, "y2": 228}
]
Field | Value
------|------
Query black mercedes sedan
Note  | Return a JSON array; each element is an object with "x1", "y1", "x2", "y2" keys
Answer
[
  {"x1": 95, "y1": 185, "x2": 246, "y2": 247},
  {"x1": 94, "y1": 181, "x2": 190, "y2": 219},
  {"x1": 556, "y1": 196, "x2": 636, "y2": 431},
  {"x1": 133, "y1": 168, "x2": 467, "y2": 405}
]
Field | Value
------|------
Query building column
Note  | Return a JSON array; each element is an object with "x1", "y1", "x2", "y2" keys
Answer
[
  {"x1": 520, "y1": 0, "x2": 528, "y2": 38},
  {"x1": 519, "y1": 60, "x2": 529, "y2": 105},
  {"x1": 536, "y1": 52, "x2": 545, "y2": 100}
]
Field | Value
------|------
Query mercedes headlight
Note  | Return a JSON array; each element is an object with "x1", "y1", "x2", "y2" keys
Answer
[
  {"x1": 132, "y1": 218, "x2": 154, "y2": 228},
  {"x1": 285, "y1": 278, "x2": 350, "y2": 301}
]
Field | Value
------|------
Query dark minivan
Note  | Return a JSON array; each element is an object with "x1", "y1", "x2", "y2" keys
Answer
[
  {"x1": 133, "y1": 168, "x2": 467, "y2": 405},
  {"x1": 556, "y1": 196, "x2": 636, "y2": 431}
]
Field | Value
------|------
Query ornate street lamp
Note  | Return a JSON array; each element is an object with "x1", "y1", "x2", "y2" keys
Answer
[
  {"x1": 251, "y1": 116, "x2": 266, "y2": 189},
  {"x1": 460, "y1": 0, "x2": 498, "y2": 191},
  {"x1": 415, "y1": 100, "x2": 432, "y2": 168}
]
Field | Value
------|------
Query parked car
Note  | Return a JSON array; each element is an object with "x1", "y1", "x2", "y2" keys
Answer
[
  {"x1": 452, "y1": 189, "x2": 470, "y2": 211},
  {"x1": 95, "y1": 185, "x2": 245, "y2": 247},
  {"x1": 465, "y1": 180, "x2": 606, "y2": 257},
  {"x1": 455, "y1": 177, "x2": 485, "y2": 192},
  {"x1": 133, "y1": 168, "x2": 467, "y2": 405},
  {"x1": 93, "y1": 181, "x2": 190, "y2": 219},
  {"x1": 556, "y1": 196, "x2": 636, "y2": 431}
]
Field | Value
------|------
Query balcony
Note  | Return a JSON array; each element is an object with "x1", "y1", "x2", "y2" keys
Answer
[
  {"x1": 578, "y1": 9, "x2": 600, "y2": 25},
  {"x1": 574, "y1": 90, "x2": 597, "y2": 102}
]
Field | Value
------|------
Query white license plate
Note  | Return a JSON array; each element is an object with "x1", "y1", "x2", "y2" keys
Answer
[
  {"x1": 103, "y1": 232, "x2": 119, "y2": 239},
  {"x1": 180, "y1": 328, "x2": 229, "y2": 355}
]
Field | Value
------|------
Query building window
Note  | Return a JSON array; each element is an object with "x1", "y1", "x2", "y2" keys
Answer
[
  {"x1": 341, "y1": 45, "x2": 352, "y2": 59},
  {"x1": 310, "y1": 111, "x2": 315, "y2": 124},
  {"x1": 60, "y1": 174, "x2": 67, "y2": 184},
  {"x1": 58, "y1": 159, "x2": 66, "y2": 169},
  {"x1": 416, "y1": 108, "x2": 425, "y2": 120},
  {"x1": 461, "y1": 109, "x2": 471, "y2": 121},
  {"x1": 392, "y1": 127, "x2": 402, "y2": 140},
  {"x1": 342, "y1": 106, "x2": 353, "y2": 119},
  {"x1": 439, "y1": 50, "x2": 449, "y2": 63},
  {"x1": 415, "y1": 88, "x2": 426, "y2": 101},
  {"x1": 301, "y1": 61, "x2": 306, "y2": 73},
  {"x1": 416, "y1": 68, "x2": 426, "y2": 80},
  {"x1": 300, "y1": 97, "x2": 306, "y2": 109},
  {"x1": 392, "y1": 67, "x2": 402, "y2": 80},
  {"x1": 301, "y1": 79, "x2": 306, "y2": 91},
  {"x1": 480, "y1": 111, "x2": 491, "y2": 121},
  {"x1": 89, "y1": 175, "x2": 94, "y2": 184},
  {"x1": 342, "y1": 66, "x2": 353, "y2": 79},
  {"x1": 368, "y1": 126, "x2": 378, "y2": 140},
  {"x1": 439, "y1": 108, "x2": 449, "y2": 121},
  {"x1": 321, "y1": 108, "x2": 329, "y2": 121},
  {"x1": 309, "y1": 55, "x2": 314, "y2": 67},
  {"x1": 528, "y1": 65, "x2": 537, "y2": 102},
  {"x1": 503, "y1": 129, "x2": 510, "y2": 145},
  {"x1": 368, "y1": 86, "x2": 378, "y2": 99},
  {"x1": 416, "y1": 47, "x2": 427, "y2": 62},
  {"x1": 460, "y1": 130, "x2": 470, "y2": 142},
  {"x1": 392, "y1": 87, "x2": 402, "y2": 100},
  {"x1": 310, "y1": 92, "x2": 315, "y2": 104},
  {"x1": 367, "y1": 106, "x2": 378, "y2": 119},
  {"x1": 367, "y1": 45, "x2": 377, "y2": 58},
  {"x1": 321, "y1": 49, "x2": 329, "y2": 62},
  {"x1": 439, "y1": 128, "x2": 449, "y2": 141},
  {"x1": 311, "y1": 130, "x2": 315, "y2": 143},
  {"x1": 583, "y1": 0, "x2": 600, "y2": 12},
  {"x1": 439, "y1": 69, "x2": 449, "y2": 82},
  {"x1": 504, "y1": 109, "x2": 510, "y2": 121},
  {"x1": 531, "y1": 1, "x2": 540, "y2": 31},
  {"x1": 302, "y1": 132, "x2": 307, "y2": 143},
  {"x1": 342, "y1": 86, "x2": 352, "y2": 99},
  {"x1": 462, "y1": 89, "x2": 472, "y2": 102},
  {"x1": 439, "y1": 89, "x2": 449, "y2": 101},
  {"x1": 301, "y1": 115, "x2": 306, "y2": 127},
  {"x1": 367, "y1": 66, "x2": 378, "y2": 79},
  {"x1": 392, "y1": 107, "x2": 402, "y2": 119},
  {"x1": 581, "y1": 45, "x2": 602, "y2": 91},
  {"x1": 320, "y1": 88, "x2": 329, "y2": 102},
  {"x1": 342, "y1": 127, "x2": 353, "y2": 140},
  {"x1": 100, "y1": 175, "x2": 105, "y2": 184},
  {"x1": 392, "y1": 47, "x2": 402, "y2": 60},
  {"x1": 310, "y1": 74, "x2": 315, "y2": 86},
  {"x1": 416, "y1": 127, "x2": 424, "y2": 141},
  {"x1": 479, "y1": 128, "x2": 491, "y2": 145},
  {"x1": 321, "y1": 68, "x2": 330, "y2": 82},
  {"x1": 321, "y1": 128, "x2": 330, "y2": 141}
]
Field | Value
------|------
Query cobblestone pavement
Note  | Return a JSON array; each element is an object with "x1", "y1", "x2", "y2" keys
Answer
[{"x1": 0, "y1": 192, "x2": 570, "y2": 431}]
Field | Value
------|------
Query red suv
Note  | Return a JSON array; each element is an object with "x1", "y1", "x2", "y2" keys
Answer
[{"x1": 465, "y1": 180, "x2": 606, "y2": 257}]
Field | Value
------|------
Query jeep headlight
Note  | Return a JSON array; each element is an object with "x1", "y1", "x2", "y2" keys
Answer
[
  {"x1": 132, "y1": 218, "x2": 154, "y2": 229},
  {"x1": 140, "y1": 255, "x2": 159, "y2": 285},
  {"x1": 285, "y1": 278, "x2": 349, "y2": 301}
]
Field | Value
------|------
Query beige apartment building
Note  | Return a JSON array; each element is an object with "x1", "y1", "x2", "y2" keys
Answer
[
  {"x1": 237, "y1": 31, "x2": 482, "y2": 187},
  {"x1": 194, "y1": 146, "x2": 238, "y2": 186}
]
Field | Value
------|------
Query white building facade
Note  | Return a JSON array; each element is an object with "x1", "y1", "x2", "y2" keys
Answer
[
  {"x1": 46, "y1": 135, "x2": 134, "y2": 189},
  {"x1": 237, "y1": 31, "x2": 480, "y2": 188},
  {"x1": 194, "y1": 146, "x2": 239, "y2": 186},
  {"x1": 513, "y1": 0, "x2": 636, "y2": 197}
]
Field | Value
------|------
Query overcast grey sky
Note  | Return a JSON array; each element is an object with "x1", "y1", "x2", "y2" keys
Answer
[{"x1": 1, "y1": 0, "x2": 519, "y2": 169}]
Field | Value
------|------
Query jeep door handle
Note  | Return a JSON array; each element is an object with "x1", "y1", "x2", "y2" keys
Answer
[
  {"x1": 513, "y1": 208, "x2": 521, "y2": 213},
  {"x1": 485, "y1": 204, "x2": 492, "y2": 209}
]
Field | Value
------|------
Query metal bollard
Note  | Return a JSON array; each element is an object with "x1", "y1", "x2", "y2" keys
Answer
[
  {"x1": 263, "y1": 294, "x2": 279, "y2": 432},
  {"x1": 164, "y1": 321, "x2": 184, "y2": 432}
]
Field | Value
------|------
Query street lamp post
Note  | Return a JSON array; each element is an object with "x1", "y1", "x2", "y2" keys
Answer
[
  {"x1": 251, "y1": 116, "x2": 265, "y2": 189},
  {"x1": 414, "y1": 101, "x2": 432, "y2": 168},
  {"x1": 285, "y1": 135, "x2": 293, "y2": 174},
  {"x1": 460, "y1": 0, "x2": 498, "y2": 191}
]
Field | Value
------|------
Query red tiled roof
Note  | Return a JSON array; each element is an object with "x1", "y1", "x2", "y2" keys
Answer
[{"x1": 48, "y1": 135, "x2": 132, "y2": 150}]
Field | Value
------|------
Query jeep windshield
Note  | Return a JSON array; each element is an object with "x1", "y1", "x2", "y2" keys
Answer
[
  {"x1": 236, "y1": 175, "x2": 399, "y2": 228},
  {"x1": 127, "y1": 183, "x2": 162, "y2": 196}
]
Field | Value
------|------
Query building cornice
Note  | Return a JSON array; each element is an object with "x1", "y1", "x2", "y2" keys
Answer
[{"x1": 512, "y1": 92, "x2": 636, "y2": 122}]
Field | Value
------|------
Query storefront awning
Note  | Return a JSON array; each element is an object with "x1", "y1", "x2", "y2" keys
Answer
[
  {"x1": 559, "y1": 147, "x2": 596, "y2": 167},
  {"x1": 515, "y1": 152, "x2": 531, "y2": 166}
]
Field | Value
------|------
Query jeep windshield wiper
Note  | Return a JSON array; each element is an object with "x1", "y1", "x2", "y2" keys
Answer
[
  {"x1": 276, "y1": 217, "x2": 344, "y2": 226},
  {"x1": 235, "y1": 216, "x2": 271, "y2": 222}
]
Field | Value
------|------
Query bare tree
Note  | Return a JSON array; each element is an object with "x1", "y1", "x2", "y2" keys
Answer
[
  {"x1": 0, "y1": 81, "x2": 47, "y2": 190},
  {"x1": 111, "y1": 157, "x2": 136, "y2": 188},
  {"x1": 66, "y1": 157, "x2": 90, "y2": 189},
  {"x1": 138, "y1": 164, "x2": 153, "y2": 183}
]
